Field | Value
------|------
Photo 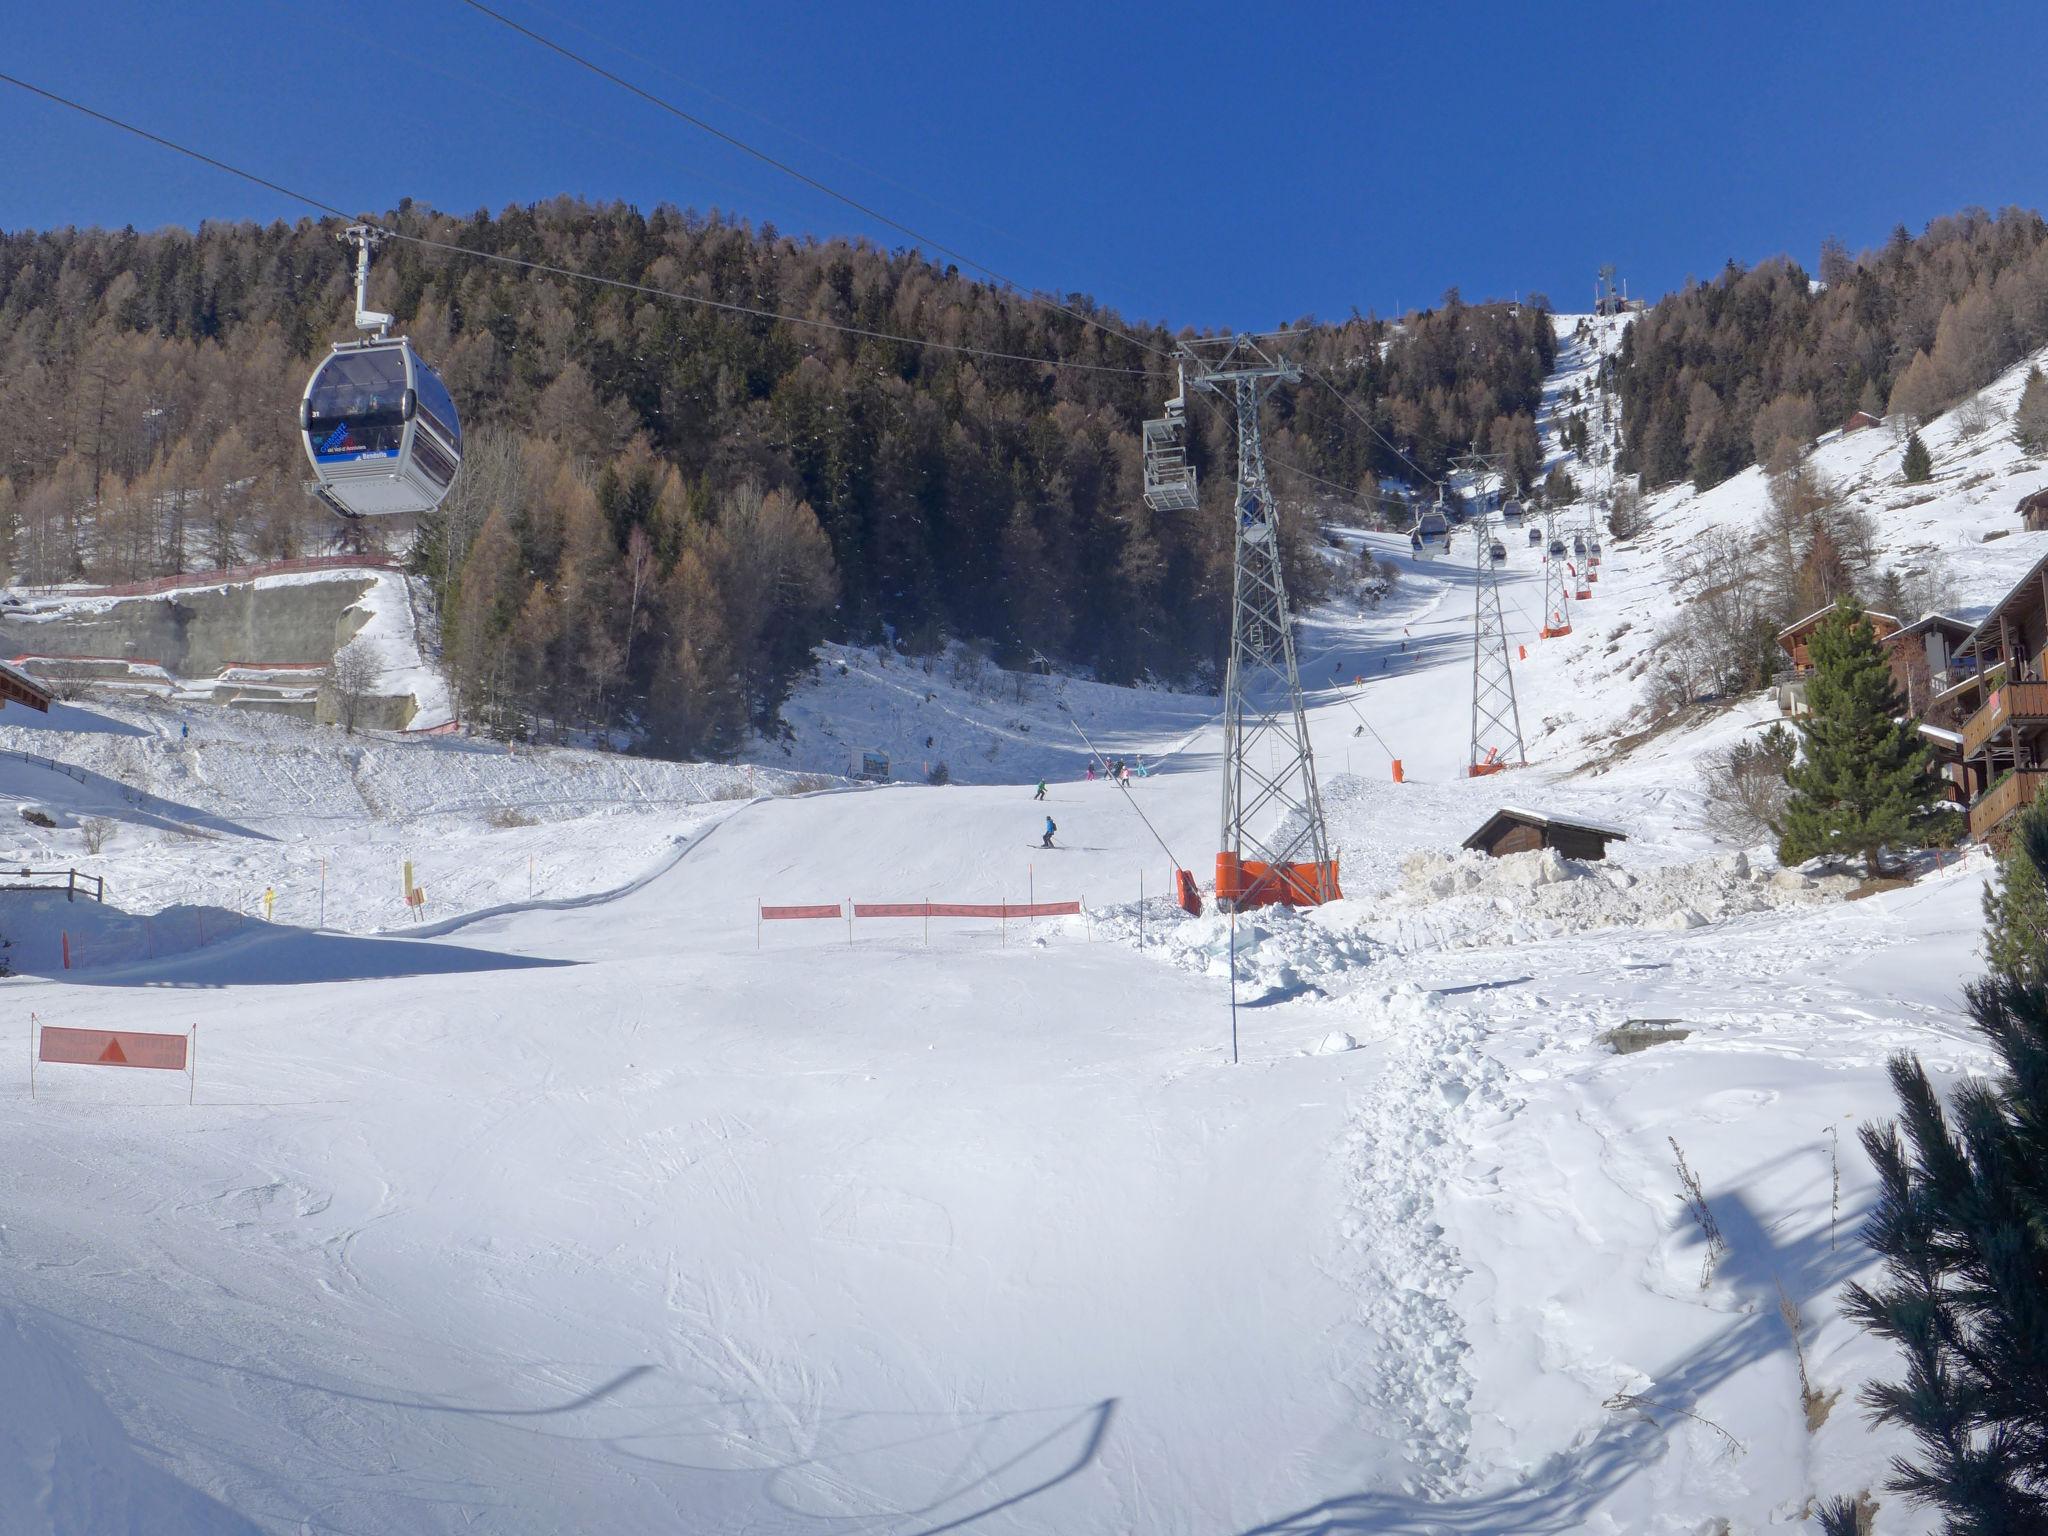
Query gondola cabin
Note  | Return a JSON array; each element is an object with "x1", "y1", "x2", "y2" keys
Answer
[
  {"x1": 1547, "y1": 537, "x2": 1567, "y2": 559},
  {"x1": 1502, "y1": 499, "x2": 1524, "y2": 524},
  {"x1": 301, "y1": 340, "x2": 463, "y2": 518},
  {"x1": 1572, "y1": 533, "x2": 1587, "y2": 556},
  {"x1": 1527, "y1": 525, "x2": 1542, "y2": 545},
  {"x1": 1414, "y1": 506, "x2": 1448, "y2": 543},
  {"x1": 1489, "y1": 539, "x2": 1507, "y2": 562}
]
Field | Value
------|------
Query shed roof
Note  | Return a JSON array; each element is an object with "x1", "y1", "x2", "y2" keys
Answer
[
  {"x1": 0, "y1": 659, "x2": 52, "y2": 713},
  {"x1": 1461, "y1": 806, "x2": 1629, "y2": 851},
  {"x1": 1892, "y1": 612, "x2": 1975, "y2": 642},
  {"x1": 1959, "y1": 548, "x2": 2048, "y2": 656},
  {"x1": 1776, "y1": 605, "x2": 1902, "y2": 646}
]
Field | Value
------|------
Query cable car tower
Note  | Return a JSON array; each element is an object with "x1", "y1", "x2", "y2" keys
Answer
[
  {"x1": 1540, "y1": 512, "x2": 1574, "y2": 638},
  {"x1": 1151, "y1": 334, "x2": 1337, "y2": 910},
  {"x1": 1458, "y1": 454, "x2": 1525, "y2": 777}
]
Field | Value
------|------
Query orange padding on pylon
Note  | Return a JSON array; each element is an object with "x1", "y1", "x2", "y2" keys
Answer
[
  {"x1": 1468, "y1": 762, "x2": 1506, "y2": 777},
  {"x1": 39, "y1": 1025, "x2": 187, "y2": 1071},
  {"x1": 761, "y1": 903, "x2": 844, "y2": 921},
  {"x1": 1177, "y1": 870, "x2": 1203, "y2": 916},
  {"x1": 1215, "y1": 853, "x2": 1342, "y2": 909},
  {"x1": 854, "y1": 900, "x2": 1080, "y2": 919}
]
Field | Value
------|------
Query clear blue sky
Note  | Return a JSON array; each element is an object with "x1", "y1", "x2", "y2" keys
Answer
[{"x1": 7, "y1": 0, "x2": 2048, "y2": 329}]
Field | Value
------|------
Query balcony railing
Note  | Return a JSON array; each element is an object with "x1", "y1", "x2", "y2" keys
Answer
[
  {"x1": 1970, "y1": 770, "x2": 2048, "y2": 842},
  {"x1": 1961, "y1": 681, "x2": 2048, "y2": 760}
]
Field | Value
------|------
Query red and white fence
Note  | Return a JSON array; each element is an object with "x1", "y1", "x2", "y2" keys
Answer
[{"x1": 757, "y1": 896, "x2": 1087, "y2": 946}]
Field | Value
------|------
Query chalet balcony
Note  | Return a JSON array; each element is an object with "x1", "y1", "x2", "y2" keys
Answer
[
  {"x1": 1960, "y1": 681, "x2": 2048, "y2": 760},
  {"x1": 1970, "y1": 770, "x2": 2048, "y2": 842}
]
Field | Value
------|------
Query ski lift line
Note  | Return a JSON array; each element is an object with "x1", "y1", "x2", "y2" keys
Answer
[
  {"x1": 1302, "y1": 367, "x2": 1445, "y2": 492},
  {"x1": 0, "y1": 72, "x2": 1155, "y2": 380},
  {"x1": 454, "y1": 0, "x2": 1175, "y2": 365},
  {"x1": 0, "y1": 71, "x2": 356, "y2": 221},
  {"x1": 391, "y1": 233, "x2": 1157, "y2": 374},
  {"x1": 1066, "y1": 719, "x2": 1185, "y2": 875}
]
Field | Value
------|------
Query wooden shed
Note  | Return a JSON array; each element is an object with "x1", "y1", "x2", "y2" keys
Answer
[
  {"x1": 1842, "y1": 409, "x2": 1884, "y2": 435},
  {"x1": 2019, "y1": 487, "x2": 2048, "y2": 533},
  {"x1": 1462, "y1": 807, "x2": 1627, "y2": 861}
]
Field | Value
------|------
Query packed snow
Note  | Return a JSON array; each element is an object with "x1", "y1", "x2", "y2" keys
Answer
[{"x1": 5, "y1": 316, "x2": 2044, "y2": 1534}]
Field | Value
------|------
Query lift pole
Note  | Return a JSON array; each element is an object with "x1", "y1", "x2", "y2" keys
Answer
[
  {"x1": 1179, "y1": 335, "x2": 1336, "y2": 911},
  {"x1": 1458, "y1": 452, "x2": 1526, "y2": 777}
]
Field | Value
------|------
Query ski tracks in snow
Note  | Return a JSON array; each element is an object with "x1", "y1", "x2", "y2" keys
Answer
[{"x1": 1335, "y1": 982, "x2": 1510, "y2": 1497}]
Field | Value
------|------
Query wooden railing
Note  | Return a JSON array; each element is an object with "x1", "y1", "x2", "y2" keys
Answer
[
  {"x1": 1971, "y1": 771, "x2": 2048, "y2": 842},
  {"x1": 1961, "y1": 681, "x2": 2048, "y2": 760}
]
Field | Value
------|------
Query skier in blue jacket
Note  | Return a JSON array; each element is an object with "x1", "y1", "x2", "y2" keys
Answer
[{"x1": 1041, "y1": 816, "x2": 1056, "y2": 849}]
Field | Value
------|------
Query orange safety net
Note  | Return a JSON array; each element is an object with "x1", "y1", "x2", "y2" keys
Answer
[
  {"x1": 39, "y1": 1025, "x2": 187, "y2": 1071},
  {"x1": 761, "y1": 903, "x2": 844, "y2": 921},
  {"x1": 1215, "y1": 853, "x2": 1341, "y2": 910},
  {"x1": 853, "y1": 901, "x2": 1081, "y2": 919}
]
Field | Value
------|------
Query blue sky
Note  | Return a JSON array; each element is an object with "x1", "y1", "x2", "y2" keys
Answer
[{"x1": 7, "y1": 0, "x2": 2048, "y2": 328}]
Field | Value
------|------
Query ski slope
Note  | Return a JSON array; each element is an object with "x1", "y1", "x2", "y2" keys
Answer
[{"x1": 5, "y1": 318, "x2": 2044, "y2": 1534}]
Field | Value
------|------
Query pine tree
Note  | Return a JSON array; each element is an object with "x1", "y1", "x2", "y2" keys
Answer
[
  {"x1": 1902, "y1": 432, "x2": 1934, "y2": 484},
  {"x1": 1778, "y1": 599, "x2": 1950, "y2": 877},
  {"x1": 1984, "y1": 787, "x2": 2048, "y2": 988},
  {"x1": 2015, "y1": 366, "x2": 2048, "y2": 457},
  {"x1": 1831, "y1": 807, "x2": 2048, "y2": 1528}
]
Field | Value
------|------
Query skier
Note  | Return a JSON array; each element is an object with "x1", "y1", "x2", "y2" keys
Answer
[
  {"x1": 1041, "y1": 816, "x2": 1056, "y2": 849},
  {"x1": 179, "y1": 721, "x2": 189, "y2": 741},
  {"x1": 1033, "y1": 778, "x2": 1047, "y2": 801},
  {"x1": 1085, "y1": 763, "x2": 1097, "y2": 782},
  {"x1": 1118, "y1": 763, "x2": 1131, "y2": 786}
]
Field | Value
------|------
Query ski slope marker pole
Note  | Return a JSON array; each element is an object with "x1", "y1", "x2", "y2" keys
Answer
[
  {"x1": 188, "y1": 1025, "x2": 196, "y2": 1106},
  {"x1": 756, "y1": 898, "x2": 762, "y2": 950},
  {"x1": 1229, "y1": 909, "x2": 1239, "y2": 1065},
  {"x1": 1139, "y1": 870, "x2": 1144, "y2": 950},
  {"x1": 28, "y1": 1012, "x2": 35, "y2": 1101},
  {"x1": 847, "y1": 900, "x2": 854, "y2": 946}
]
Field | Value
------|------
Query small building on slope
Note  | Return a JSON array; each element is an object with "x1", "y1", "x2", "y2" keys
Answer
[{"x1": 1462, "y1": 807, "x2": 1627, "y2": 862}]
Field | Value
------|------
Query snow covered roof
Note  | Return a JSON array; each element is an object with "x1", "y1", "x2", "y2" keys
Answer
[
  {"x1": 1959, "y1": 548, "x2": 2048, "y2": 654},
  {"x1": 1775, "y1": 606, "x2": 1902, "y2": 645},
  {"x1": 1892, "y1": 612, "x2": 1975, "y2": 641},
  {"x1": 1461, "y1": 806, "x2": 1629, "y2": 850},
  {"x1": 1917, "y1": 723, "x2": 1965, "y2": 747},
  {"x1": 0, "y1": 658, "x2": 51, "y2": 713}
]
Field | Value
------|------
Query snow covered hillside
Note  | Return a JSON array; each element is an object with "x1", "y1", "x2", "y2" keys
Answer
[{"x1": 2, "y1": 316, "x2": 2037, "y2": 1534}]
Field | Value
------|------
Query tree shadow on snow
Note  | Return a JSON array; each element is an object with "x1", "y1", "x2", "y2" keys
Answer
[{"x1": 1236, "y1": 1189, "x2": 1875, "y2": 1535}]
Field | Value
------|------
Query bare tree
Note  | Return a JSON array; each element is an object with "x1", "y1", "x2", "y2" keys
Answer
[{"x1": 327, "y1": 638, "x2": 381, "y2": 734}]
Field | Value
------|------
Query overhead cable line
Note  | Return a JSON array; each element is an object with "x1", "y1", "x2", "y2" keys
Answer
[
  {"x1": 453, "y1": 0, "x2": 1175, "y2": 365},
  {"x1": 0, "y1": 72, "x2": 1153, "y2": 378}
]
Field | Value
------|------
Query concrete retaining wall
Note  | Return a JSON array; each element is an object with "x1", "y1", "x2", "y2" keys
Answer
[{"x1": 0, "y1": 577, "x2": 375, "y2": 674}]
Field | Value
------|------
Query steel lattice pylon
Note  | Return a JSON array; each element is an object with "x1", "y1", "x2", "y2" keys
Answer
[
  {"x1": 1469, "y1": 514, "x2": 1527, "y2": 777},
  {"x1": 1540, "y1": 513, "x2": 1574, "y2": 638},
  {"x1": 1182, "y1": 335, "x2": 1336, "y2": 910}
]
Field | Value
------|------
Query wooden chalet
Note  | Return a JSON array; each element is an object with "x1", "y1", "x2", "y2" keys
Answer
[
  {"x1": 1462, "y1": 807, "x2": 1626, "y2": 862},
  {"x1": 1842, "y1": 410, "x2": 1884, "y2": 435},
  {"x1": 0, "y1": 659, "x2": 52, "y2": 713},
  {"x1": 2020, "y1": 487, "x2": 2048, "y2": 533},
  {"x1": 1777, "y1": 605, "x2": 1903, "y2": 674},
  {"x1": 1950, "y1": 550, "x2": 2048, "y2": 840}
]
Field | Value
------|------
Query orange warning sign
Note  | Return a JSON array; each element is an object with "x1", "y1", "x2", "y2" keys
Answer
[{"x1": 39, "y1": 1025, "x2": 187, "y2": 1071}]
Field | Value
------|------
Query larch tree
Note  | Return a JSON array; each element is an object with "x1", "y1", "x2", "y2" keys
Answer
[{"x1": 1778, "y1": 598, "x2": 1950, "y2": 877}]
